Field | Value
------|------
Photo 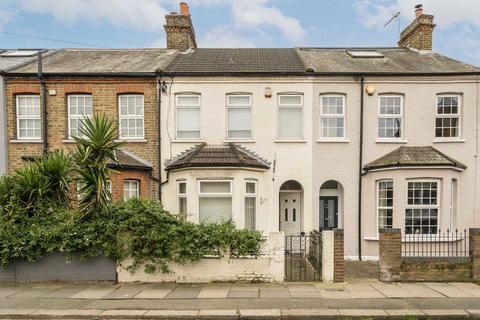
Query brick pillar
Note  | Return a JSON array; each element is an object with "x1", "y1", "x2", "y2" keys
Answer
[
  {"x1": 470, "y1": 228, "x2": 480, "y2": 281},
  {"x1": 379, "y1": 228, "x2": 401, "y2": 282},
  {"x1": 333, "y1": 229, "x2": 344, "y2": 283}
]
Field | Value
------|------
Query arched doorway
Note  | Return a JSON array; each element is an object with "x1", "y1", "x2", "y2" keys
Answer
[
  {"x1": 279, "y1": 180, "x2": 303, "y2": 235},
  {"x1": 319, "y1": 180, "x2": 344, "y2": 229}
]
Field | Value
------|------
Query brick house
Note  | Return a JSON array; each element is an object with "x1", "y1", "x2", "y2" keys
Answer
[
  {"x1": 4, "y1": 3, "x2": 480, "y2": 261},
  {"x1": 5, "y1": 48, "x2": 177, "y2": 201}
]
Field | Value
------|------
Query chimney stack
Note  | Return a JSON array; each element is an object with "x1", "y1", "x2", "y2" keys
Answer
[
  {"x1": 398, "y1": 4, "x2": 436, "y2": 51},
  {"x1": 164, "y1": 2, "x2": 197, "y2": 51}
]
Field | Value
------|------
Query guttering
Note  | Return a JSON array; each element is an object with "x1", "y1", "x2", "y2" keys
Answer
[
  {"x1": 157, "y1": 76, "x2": 163, "y2": 202},
  {"x1": 6, "y1": 72, "x2": 157, "y2": 78},
  {"x1": 358, "y1": 74, "x2": 365, "y2": 261}
]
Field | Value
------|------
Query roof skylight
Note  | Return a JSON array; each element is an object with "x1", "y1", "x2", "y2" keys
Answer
[
  {"x1": 347, "y1": 50, "x2": 384, "y2": 58},
  {"x1": 1, "y1": 50, "x2": 40, "y2": 57}
]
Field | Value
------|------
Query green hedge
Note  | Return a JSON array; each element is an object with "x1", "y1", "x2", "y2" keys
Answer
[{"x1": 0, "y1": 199, "x2": 264, "y2": 273}]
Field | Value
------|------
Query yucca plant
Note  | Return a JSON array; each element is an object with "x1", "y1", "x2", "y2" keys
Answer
[
  {"x1": 36, "y1": 150, "x2": 73, "y2": 206},
  {"x1": 72, "y1": 115, "x2": 123, "y2": 215}
]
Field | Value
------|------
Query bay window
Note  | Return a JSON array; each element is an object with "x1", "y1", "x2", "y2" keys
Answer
[
  {"x1": 377, "y1": 180, "x2": 393, "y2": 230},
  {"x1": 124, "y1": 180, "x2": 140, "y2": 200},
  {"x1": 244, "y1": 181, "x2": 257, "y2": 230},
  {"x1": 405, "y1": 180, "x2": 439, "y2": 234},
  {"x1": 198, "y1": 180, "x2": 232, "y2": 223},
  {"x1": 177, "y1": 181, "x2": 187, "y2": 219}
]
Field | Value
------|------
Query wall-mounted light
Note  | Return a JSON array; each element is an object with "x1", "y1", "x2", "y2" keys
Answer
[
  {"x1": 365, "y1": 84, "x2": 376, "y2": 96},
  {"x1": 161, "y1": 81, "x2": 168, "y2": 94},
  {"x1": 264, "y1": 87, "x2": 272, "y2": 98}
]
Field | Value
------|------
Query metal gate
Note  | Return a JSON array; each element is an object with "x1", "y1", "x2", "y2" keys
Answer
[{"x1": 285, "y1": 231, "x2": 322, "y2": 281}]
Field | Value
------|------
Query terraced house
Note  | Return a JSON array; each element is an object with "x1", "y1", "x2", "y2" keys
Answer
[{"x1": 3, "y1": 3, "x2": 480, "y2": 260}]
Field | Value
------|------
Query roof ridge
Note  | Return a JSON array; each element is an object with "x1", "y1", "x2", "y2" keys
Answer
[
  {"x1": 229, "y1": 143, "x2": 245, "y2": 164},
  {"x1": 184, "y1": 143, "x2": 206, "y2": 163}
]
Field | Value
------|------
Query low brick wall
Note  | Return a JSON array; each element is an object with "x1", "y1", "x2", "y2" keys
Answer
[
  {"x1": 118, "y1": 232, "x2": 284, "y2": 283},
  {"x1": 401, "y1": 257, "x2": 471, "y2": 282},
  {"x1": 0, "y1": 253, "x2": 116, "y2": 282}
]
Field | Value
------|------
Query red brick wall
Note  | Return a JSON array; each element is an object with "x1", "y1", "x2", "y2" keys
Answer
[
  {"x1": 379, "y1": 228, "x2": 402, "y2": 282},
  {"x1": 470, "y1": 228, "x2": 480, "y2": 281},
  {"x1": 110, "y1": 170, "x2": 151, "y2": 202},
  {"x1": 333, "y1": 229, "x2": 344, "y2": 283}
]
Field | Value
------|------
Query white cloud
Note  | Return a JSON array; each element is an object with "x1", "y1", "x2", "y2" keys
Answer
[
  {"x1": 356, "y1": 0, "x2": 480, "y2": 30},
  {"x1": 200, "y1": 26, "x2": 256, "y2": 47}
]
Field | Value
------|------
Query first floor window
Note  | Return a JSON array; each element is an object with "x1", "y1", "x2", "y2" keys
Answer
[
  {"x1": 119, "y1": 95, "x2": 144, "y2": 139},
  {"x1": 227, "y1": 94, "x2": 252, "y2": 139},
  {"x1": 405, "y1": 181, "x2": 438, "y2": 234},
  {"x1": 68, "y1": 95, "x2": 92, "y2": 138},
  {"x1": 124, "y1": 180, "x2": 139, "y2": 200},
  {"x1": 378, "y1": 95, "x2": 403, "y2": 139},
  {"x1": 436, "y1": 95, "x2": 460, "y2": 138},
  {"x1": 176, "y1": 94, "x2": 200, "y2": 139},
  {"x1": 177, "y1": 181, "x2": 187, "y2": 219},
  {"x1": 16, "y1": 95, "x2": 41, "y2": 139},
  {"x1": 244, "y1": 181, "x2": 257, "y2": 230},
  {"x1": 320, "y1": 95, "x2": 345, "y2": 139},
  {"x1": 377, "y1": 180, "x2": 393, "y2": 229},
  {"x1": 278, "y1": 94, "x2": 303, "y2": 139},
  {"x1": 198, "y1": 180, "x2": 232, "y2": 223}
]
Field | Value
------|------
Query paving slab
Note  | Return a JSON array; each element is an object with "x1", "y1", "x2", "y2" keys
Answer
[
  {"x1": 385, "y1": 309, "x2": 425, "y2": 316},
  {"x1": 423, "y1": 309, "x2": 470, "y2": 316},
  {"x1": 8, "y1": 288, "x2": 54, "y2": 299},
  {"x1": 370, "y1": 283, "x2": 413, "y2": 298},
  {"x1": 0, "y1": 286, "x2": 28, "y2": 298},
  {"x1": 228, "y1": 288, "x2": 259, "y2": 299},
  {"x1": 198, "y1": 309, "x2": 239, "y2": 319},
  {"x1": 339, "y1": 309, "x2": 388, "y2": 316},
  {"x1": 467, "y1": 309, "x2": 480, "y2": 316},
  {"x1": 287, "y1": 286, "x2": 321, "y2": 299},
  {"x1": 165, "y1": 285, "x2": 202, "y2": 299},
  {"x1": 344, "y1": 284, "x2": 385, "y2": 299},
  {"x1": 240, "y1": 309, "x2": 281, "y2": 319},
  {"x1": 450, "y1": 282, "x2": 480, "y2": 297},
  {"x1": 0, "y1": 309, "x2": 36, "y2": 316},
  {"x1": 41, "y1": 285, "x2": 92, "y2": 299},
  {"x1": 145, "y1": 309, "x2": 199, "y2": 319},
  {"x1": 31, "y1": 309, "x2": 103, "y2": 316},
  {"x1": 69, "y1": 283, "x2": 119, "y2": 299},
  {"x1": 134, "y1": 288, "x2": 174, "y2": 299},
  {"x1": 197, "y1": 286, "x2": 231, "y2": 299},
  {"x1": 100, "y1": 309, "x2": 148, "y2": 317},
  {"x1": 259, "y1": 287, "x2": 290, "y2": 299},
  {"x1": 318, "y1": 288, "x2": 354, "y2": 299},
  {"x1": 281, "y1": 308, "x2": 339, "y2": 317},
  {"x1": 398, "y1": 283, "x2": 445, "y2": 298},
  {"x1": 425, "y1": 282, "x2": 475, "y2": 298},
  {"x1": 102, "y1": 286, "x2": 143, "y2": 299}
]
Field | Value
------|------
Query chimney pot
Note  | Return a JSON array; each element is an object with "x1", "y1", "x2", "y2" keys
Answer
[
  {"x1": 415, "y1": 4, "x2": 423, "y2": 17},
  {"x1": 180, "y1": 2, "x2": 189, "y2": 16}
]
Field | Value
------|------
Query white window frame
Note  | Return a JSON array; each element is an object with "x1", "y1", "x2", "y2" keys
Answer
[
  {"x1": 67, "y1": 94, "x2": 93, "y2": 139},
  {"x1": 198, "y1": 180, "x2": 233, "y2": 196},
  {"x1": 435, "y1": 94, "x2": 461, "y2": 140},
  {"x1": 226, "y1": 94, "x2": 252, "y2": 140},
  {"x1": 244, "y1": 180, "x2": 257, "y2": 230},
  {"x1": 175, "y1": 94, "x2": 201, "y2": 140},
  {"x1": 277, "y1": 94, "x2": 304, "y2": 140},
  {"x1": 377, "y1": 95, "x2": 404, "y2": 140},
  {"x1": 118, "y1": 94, "x2": 145, "y2": 140},
  {"x1": 16, "y1": 95, "x2": 41, "y2": 140},
  {"x1": 123, "y1": 179, "x2": 140, "y2": 200},
  {"x1": 376, "y1": 179, "x2": 394, "y2": 235},
  {"x1": 405, "y1": 179, "x2": 440, "y2": 235},
  {"x1": 319, "y1": 94, "x2": 346, "y2": 140},
  {"x1": 177, "y1": 180, "x2": 187, "y2": 218}
]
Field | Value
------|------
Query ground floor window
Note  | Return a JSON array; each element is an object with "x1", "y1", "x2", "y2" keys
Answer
[
  {"x1": 198, "y1": 180, "x2": 232, "y2": 223},
  {"x1": 177, "y1": 181, "x2": 187, "y2": 219},
  {"x1": 377, "y1": 180, "x2": 393, "y2": 229},
  {"x1": 405, "y1": 180, "x2": 438, "y2": 234},
  {"x1": 124, "y1": 180, "x2": 140, "y2": 200},
  {"x1": 244, "y1": 181, "x2": 257, "y2": 230}
]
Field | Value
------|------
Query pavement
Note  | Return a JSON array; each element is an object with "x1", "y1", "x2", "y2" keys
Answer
[{"x1": 1, "y1": 281, "x2": 480, "y2": 319}]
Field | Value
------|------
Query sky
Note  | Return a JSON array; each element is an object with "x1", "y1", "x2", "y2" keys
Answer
[{"x1": 0, "y1": 0, "x2": 479, "y2": 67}]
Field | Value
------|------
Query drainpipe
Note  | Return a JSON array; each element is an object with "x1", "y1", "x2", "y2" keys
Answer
[
  {"x1": 157, "y1": 77, "x2": 162, "y2": 202},
  {"x1": 38, "y1": 52, "x2": 48, "y2": 155},
  {"x1": 358, "y1": 74, "x2": 365, "y2": 260}
]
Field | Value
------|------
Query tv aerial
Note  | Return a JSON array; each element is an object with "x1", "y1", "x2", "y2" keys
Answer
[{"x1": 384, "y1": 11, "x2": 401, "y2": 40}]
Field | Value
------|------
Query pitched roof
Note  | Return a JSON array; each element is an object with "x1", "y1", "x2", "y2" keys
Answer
[
  {"x1": 164, "y1": 48, "x2": 306, "y2": 74},
  {"x1": 11, "y1": 48, "x2": 177, "y2": 74},
  {"x1": 166, "y1": 143, "x2": 270, "y2": 171},
  {"x1": 364, "y1": 146, "x2": 467, "y2": 171},
  {"x1": 0, "y1": 49, "x2": 57, "y2": 72},
  {"x1": 107, "y1": 149, "x2": 153, "y2": 171},
  {"x1": 296, "y1": 47, "x2": 480, "y2": 74}
]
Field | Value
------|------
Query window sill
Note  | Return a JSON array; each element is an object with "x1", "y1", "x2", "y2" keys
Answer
[
  {"x1": 62, "y1": 139, "x2": 76, "y2": 144},
  {"x1": 115, "y1": 139, "x2": 148, "y2": 143},
  {"x1": 275, "y1": 139, "x2": 307, "y2": 143},
  {"x1": 10, "y1": 139, "x2": 42, "y2": 144},
  {"x1": 364, "y1": 236, "x2": 379, "y2": 241},
  {"x1": 171, "y1": 139, "x2": 205, "y2": 143},
  {"x1": 223, "y1": 139, "x2": 255, "y2": 143},
  {"x1": 376, "y1": 139, "x2": 408, "y2": 144},
  {"x1": 433, "y1": 138, "x2": 466, "y2": 144},
  {"x1": 317, "y1": 139, "x2": 350, "y2": 143}
]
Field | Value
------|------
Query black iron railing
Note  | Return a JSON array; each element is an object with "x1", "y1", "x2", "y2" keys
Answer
[
  {"x1": 285, "y1": 231, "x2": 322, "y2": 281},
  {"x1": 402, "y1": 229, "x2": 469, "y2": 259}
]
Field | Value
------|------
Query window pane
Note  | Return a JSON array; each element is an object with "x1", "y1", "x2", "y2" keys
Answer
[
  {"x1": 321, "y1": 118, "x2": 344, "y2": 138},
  {"x1": 177, "y1": 95, "x2": 200, "y2": 106},
  {"x1": 199, "y1": 197, "x2": 232, "y2": 223},
  {"x1": 378, "y1": 118, "x2": 401, "y2": 138},
  {"x1": 228, "y1": 107, "x2": 251, "y2": 138},
  {"x1": 435, "y1": 117, "x2": 459, "y2": 138},
  {"x1": 177, "y1": 108, "x2": 200, "y2": 138},
  {"x1": 279, "y1": 95, "x2": 302, "y2": 105},
  {"x1": 245, "y1": 197, "x2": 256, "y2": 230},
  {"x1": 200, "y1": 181, "x2": 230, "y2": 193},
  {"x1": 228, "y1": 95, "x2": 250, "y2": 105},
  {"x1": 321, "y1": 96, "x2": 343, "y2": 115},
  {"x1": 179, "y1": 197, "x2": 187, "y2": 219},
  {"x1": 279, "y1": 108, "x2": 302, "y2": 138},
  {"x1": 380, "y1": 96, "x2": 401, "y2": 115},
  {"x1": 246, "y1": 182, "x2": 256, "y2": 194},
  {"x1": 178, "y1": 182, "x2": 186, "y2": 194},
  {"x1": 123, "y1": 180, "x2": 139, "y2": 200}
]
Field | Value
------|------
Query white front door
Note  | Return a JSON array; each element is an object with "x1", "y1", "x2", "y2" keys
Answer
[{"x1": 280, "y1": 192, "x2": 301, "y2": 235}]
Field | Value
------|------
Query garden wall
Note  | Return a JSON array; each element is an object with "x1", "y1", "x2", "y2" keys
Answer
[
  {"x1": 118, "y1": 232, "x2": 284, "y2": 283},
  {"x1": 0, "y1": 253, "x2": 116, "y2": 282}
]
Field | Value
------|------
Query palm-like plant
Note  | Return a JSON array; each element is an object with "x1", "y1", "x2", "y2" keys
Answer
[
  {"x1": 73, "y1": 115, "x2": 123, "y2": 215},
  {"x1": 36, "y1": 149, "x2": 73, "y2": 205}
]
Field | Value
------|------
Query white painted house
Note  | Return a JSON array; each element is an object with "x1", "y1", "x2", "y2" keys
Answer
[{"x1": 159, "y1": 4, "x2": 480, "y2": 259}]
